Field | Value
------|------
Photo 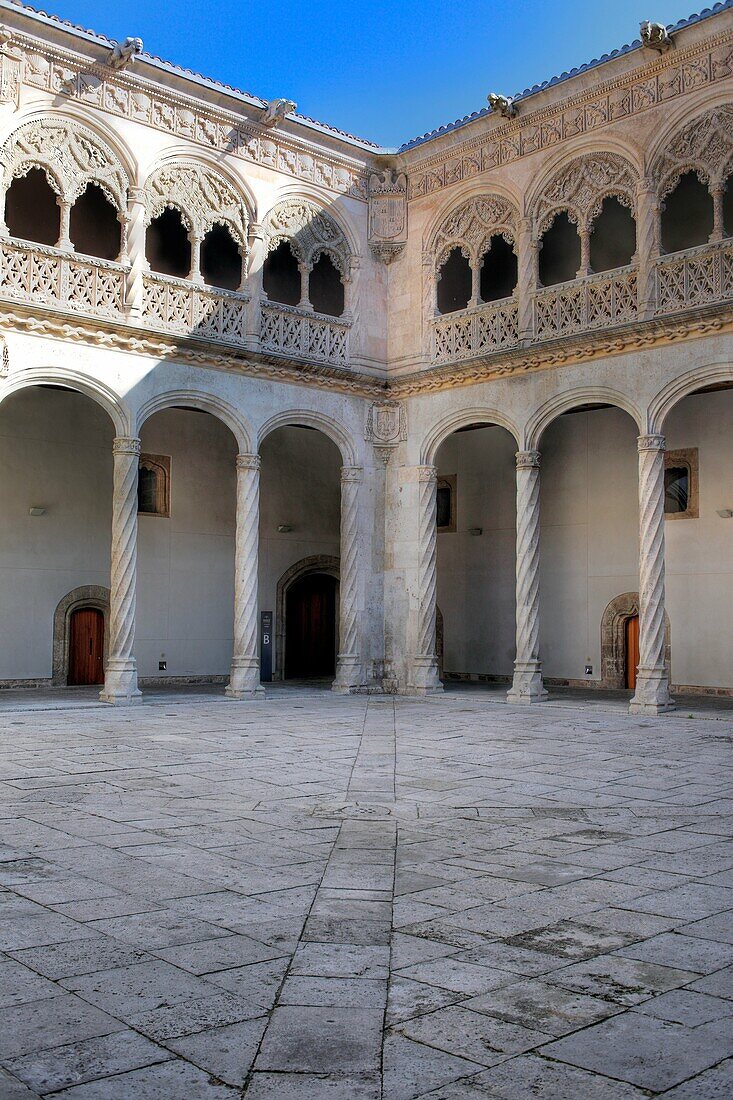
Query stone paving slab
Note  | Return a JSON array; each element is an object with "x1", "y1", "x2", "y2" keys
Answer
[{"x1": 0, "y1": 684, "x2": 731, "y2": 1096}]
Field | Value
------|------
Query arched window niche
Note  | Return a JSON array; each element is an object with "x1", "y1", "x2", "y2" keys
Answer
[
  {"x1": 589, "y1": 196, "x2": 636, "y2": 273},
  {"x1": 201, "y1": 223, "x2": 243, "y2": 292},
  {"x1": 69, "y1": 182, "x2": 121, "y2": 262},
  {"x1": 146, "y1": 207, "x2": 191, "y2": 279},
  {"x1": 309, "y1": 252, "x2": 345, "y2": 317},
  {"x1": 436, "y1": 247, "x2": 472, "y2": 314},
  {"x1": 137, "y1": 454, "x2": 170, "y2": 517},
  {"x1": 480, "y1": 234, "x2": 518, "y2": 302},
  {"x1": 263, "y1": 239, "x2": 302, "y2": 306},
  {"x1": 538, "y1": 211, "x2": 581, "y2": 287},
  {"x1": 661, "y1": 171, "x2": 714, "y2": 254},
  {"x1": 5, "y1": 167, "x2": 60, "y2": 247}
]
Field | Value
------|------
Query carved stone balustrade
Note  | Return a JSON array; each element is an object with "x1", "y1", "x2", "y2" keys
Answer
[
  {"x1": 655, "y1": 239, "x2": 733, "y2": 314},
  {"x1": 0, "y1": 238, "x2": 126, "y2": 319},
  {"x1": 432, "y1": 298, "x2": 519, "y2": 365},
  {"x1": 260, "y1": 301, "x2": 351, "y2": 367},
  {"x1": 142, "y1": 273, "x2": 250, "y2": 345},
  {"x1": 534, "y1": 267, "x2": 638, "y2": 341}
]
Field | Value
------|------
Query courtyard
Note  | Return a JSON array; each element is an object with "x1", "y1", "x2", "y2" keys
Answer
[{"x1": 0, "y1": 687, "x2": 730, "y2": 1097}]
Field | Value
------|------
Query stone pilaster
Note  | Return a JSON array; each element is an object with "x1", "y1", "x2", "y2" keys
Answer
[
  {"x1": 333, "y1": 465, "x2": 363, "y2": 693},
  {"x1": 100, "y1": 437, "x2": 142, "y2": 705},
  {"x1": 508, "y1": 450, "x2": 547, "y2": 704},
  {"x1": 226, "y1": 454, "x2": 265, "y2": 699},
  {"x1": 408, "y1": 465, "x2": 442, "y2": 694},
  {"x1": 630, "y1": 435, "x2": 675, "y2": 714},
  {"x1": 125, "y1": 187, "x2": 148, "y2": 318}
]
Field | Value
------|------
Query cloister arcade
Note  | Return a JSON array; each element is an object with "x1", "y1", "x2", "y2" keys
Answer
[{"x1": 0, "y1": 3, "x2": 732, "y2": 711}]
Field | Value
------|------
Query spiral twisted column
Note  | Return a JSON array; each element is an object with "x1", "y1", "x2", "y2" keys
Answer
[
  {"x1": 226, "y1": 454, "x2": 265, "y2": 699},
  {"x1": 125, "y1": 187, "x2": 148, "y2": 318},
  {"x1": 630, "y1": 435, "x2": 675, "y2": 713},
  {"x1": 637, "y1": 181, "x2": 660, "y2": 318},
  {"x1": 508, "y1": 451, "x2": 547, "y2": 704},
  {"x1": 333, "y1": 466, "x2": 363, "y2": 693},
  {"x1": 100, "y1": 437, "x2": 142, "y2": 705},
  {"x1": 516, "y1": 217, "x2": 537, "y2": 341},
  {"x1": 408, "y1": 465, "x2": 442, "y2": 694}
]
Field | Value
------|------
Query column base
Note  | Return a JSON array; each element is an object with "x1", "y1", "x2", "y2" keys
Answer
[
  {"x1": 226, "y1": 661, "x2": 265, "y2": 700},
  {"x1": 332, "y1": 654, "x2": 363, "y2": 694},
  {"x1": 629, "y1": 668, "x2": 675, "y2": 714},
  {"x1": 507, "y1": 663, "x2": 548, "y2": 705},
  {"x1": 406, "y1": 655, "x2": 443, "y2": 696},
  {"x1": 99, "y1": 660, "x2": 142, "y2": 706}
]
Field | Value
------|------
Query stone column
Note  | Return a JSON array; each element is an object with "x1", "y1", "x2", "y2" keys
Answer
[
  {"x1": 508, "y1": 450, "x2": 547, "y2": 704},
  {"x1": 125, "y1": 187, "x2": 148, "y2": 319},
  {"x1": 226, "y1": 454, "x2": 265, "y2": 699},
  {"x1": 245, "y1": 222, "x2": 264, "y2": 350},
  {"x1": 408, "y1": 465, "x2": 442, "y2": 694},
  {"x1": 637, "y1": 180, "x2": 660, "y2": 318},
  {"x1": 298, "y1": 262, "x2": 313, "y2": 310},
  {"x1": 469, "y1": 258, "x2": 481, "y2": 308},
  {"x1": 56, "y1": 198, "x2": 72, "y2": 252},
  {"x1": 630, "y1": 434, "x2": 675, "y2": 713},
  {"x1": 189, "y1": 234, "x2": 203, "y2": 285},
  {"x1": 516, "y1": 216, "x2": 537, "y2": 341},
  {"x1": 710, "y1": 186, "x2": 726, "y2": 243},
  {"x1": 100, "y1": 437, "x2": 142, "y2": 705},
  {"x1": 578, "y1": 224, "x2": 591, "y2": 277},
  {"x1": 333, "y1": 465, "x2": 363, "y2": 693}
]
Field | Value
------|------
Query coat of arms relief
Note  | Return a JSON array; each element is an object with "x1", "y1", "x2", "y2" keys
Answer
[{"x1": 368, "y1": 168, "x2": 408, "y2": 264}]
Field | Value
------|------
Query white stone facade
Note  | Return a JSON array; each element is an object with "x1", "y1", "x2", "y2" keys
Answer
[{"x1": 1, "y1": 2, "x2": 733, "y2": 710}]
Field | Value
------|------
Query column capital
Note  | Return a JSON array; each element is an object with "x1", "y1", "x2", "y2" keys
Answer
[
  {"x1": 113, "y1": 436, "x2": 141, "y2": 456},
  {"x1": 236, "y1": 453, "x2": 261, "y2": 471},
  {"x1": 638, "y1": 433, "x2": 666, "y2": 453},
  {"x1": 128, "y1": 186, "x2": 147, "y2": 206},
  {"x1": 516, "y1": 449, "x2": 541, "y2": 469},
  {"x1": 341, "y1": 465, "x2": 363, "y2": 483},
  {"x1": 417, "y1": 464, "x2": 437, "y2": 483}
]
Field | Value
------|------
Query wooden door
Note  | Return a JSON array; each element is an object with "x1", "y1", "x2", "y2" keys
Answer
[
  {"x1": 625, "y1": 614, "x2": 640, "y2": 691},
  {"x1": 68, "y1": 607, "x2": 105, "y2": 685},
  {"x1": 285, "y1": 574, "x2": 337, "y2": 679}
]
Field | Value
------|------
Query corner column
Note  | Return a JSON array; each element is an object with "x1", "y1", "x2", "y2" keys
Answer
[
  {"x1": 226, "y1": 454, "x2": 265, "y2": 699},
  {"x1": 630, "y1": 434, "x2": 674, "y2": 714},
  {"x1": 637, "y1": 180, "x2": 660, "y2": 318},
  {"x1": 408, "y1": 465, "x2": 442, "y2": 694},
  {"x1": 333, "y1": 465, "x2": 363, "y2": 693},
  {"x1": 508, "y1": 450, "x2": 547, "y2": 704},
  {"x1": 516, "y1": 216, "x2": 537, "y2": 342},
  {"x1": 100, "y1": 437, "x2": 142, "y2": 705}
]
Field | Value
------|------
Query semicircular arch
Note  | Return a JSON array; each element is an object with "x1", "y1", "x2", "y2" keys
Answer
[
  {"x1": 0, "y1": 369, "x2": 130, "y2": 436},
  {"x1": 135, "y1": 390, "x2": 253, "y2": 452},
  {"x1": 257, "y1": 409, "x2": 357, "y2": 465},
  {"x1": 525, "y1": 388, "x2": 642, "y2": 451},
  {"x1": 647, "y1": 363, "x2": 733, "y2": 434},
  {"x1": 421, "y1": 407, "x2": 521, "y2": 466}
]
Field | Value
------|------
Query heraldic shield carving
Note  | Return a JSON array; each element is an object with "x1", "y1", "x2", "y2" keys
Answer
[
  {"x1": 368, "y1": 169, "x2": 408, "y2": 264},
  {"x1": 365, "y1": 401, "x2": 407, "y2": 463}
]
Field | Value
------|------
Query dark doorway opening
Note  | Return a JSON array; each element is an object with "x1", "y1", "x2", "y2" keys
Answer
[
  {"x1": 68, "y1": 607, "x2": 104, "y2": 685},
  {"x1": 625, "y1": 614, "x2": 640, "y2": 691},
  {"x1": 285, "y1": 573, "x2": 337, "y2": 679}
]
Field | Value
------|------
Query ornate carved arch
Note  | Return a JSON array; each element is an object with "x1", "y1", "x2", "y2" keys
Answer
[
  {"x1": 653, "y1": 104, "x2": 733, "y2": 199},
  {"x1": 432, "y1": 195, "x2": 519, "y2": 267},
  {"x1": 601, "y1": 592, "x2": 671, "y2": 689},
  {"x1": 145, "y1": 161, "x2": 249, "y2": 249},
  {"x1": 262, "y1": 198, "x2": 351, "y2": 276},
  {"x1": 1, "y1": 118, "x2": 128, "y2": 209},
  {"x1": 534, "y1": 152, "x2": 639, "y2": 235}
]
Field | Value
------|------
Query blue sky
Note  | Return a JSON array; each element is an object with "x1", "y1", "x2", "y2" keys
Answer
[{"x1": 37, "y1": 0, "x2": 706, "y2": 146}]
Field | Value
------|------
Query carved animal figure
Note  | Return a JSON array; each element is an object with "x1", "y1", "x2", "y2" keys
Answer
[
  {"x1": 108, "y1": 37, "x2": 143, "y2": 71},
  {"x1": 640, "y1": 21, "x2": 672, "y2": 51},
  {"x1": 487, "y1": 92, "x2": 517, "y2": 119},
  {"x1": 261, "y1": 98, "x2": 297, "y2": 128}
]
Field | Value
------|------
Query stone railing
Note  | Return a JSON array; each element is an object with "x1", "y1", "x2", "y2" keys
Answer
[
  {"x1": 432, "y1": 298, "x2": 519, "y2": 364},
  {"x1": 260, "y1": 301, "x2": 351, "y2": 366},
  {"x1": 0, "y1": 238, "x2": 125, "y2": 319},
  {"x1": 655, "y1": 239, "x2": 733, "y2": 314},
  {"x1": 142, "y1": 273, "x2": 250, "y2": 345},
  {"x1": 534, "y1": 267, "x2": 638, "y2": 341}
]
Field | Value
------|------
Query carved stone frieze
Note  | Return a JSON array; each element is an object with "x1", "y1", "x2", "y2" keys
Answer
[
  {"x1": 653, "y1": 104, "x2": 733, "y2": 196},
  {"x1": 368, "y1": 169, "x2": 407, "y2": 263},
  {"x1": 263, "y1": 198, "x2": 351, "y2": 275},
  {"x1": 534, "y1": 152, "x2": 638, "y2": 233},
  {"x1": 1, "y1": 117, "x2": 128, "y2": 208},
  {"x1": 145, "y1": 161, "x2": 249, "y2": 248},
  {"x1": 10, "y1": 29, "x2": 369, "y2": 201},
  {"x1": 432, "y1": 194, "x2": 519, "y2": 266},
  {"x1": 407, "y1": 31, "x2": 733, "y2": 201}
]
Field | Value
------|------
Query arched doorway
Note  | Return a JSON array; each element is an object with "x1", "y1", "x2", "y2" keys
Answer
[
  {"x1": 625, "y1": 614, "x2": 639, "y2": 691},
  {"x1": 285, "y1": 573, "x2": 338, "y2": 679},
  {"x1": 68, "y1": 607, "x2": 105, "y2": 685}
]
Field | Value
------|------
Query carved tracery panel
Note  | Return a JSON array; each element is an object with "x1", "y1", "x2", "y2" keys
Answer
[
  {"x1": 432, "y1": 195, "x2": 519, "y2": 270},
  {"x1": 1, "y1": 117, "x2": 128, "y2": 209},
  {"x1": 145, "y1": 161, "x2": 249, "y2": 249},
  {"x1": 534, "y1": 152, "x2": 639, "y2": 234},
  {"x1": 653, "y1": 105, "x2": 733, "y2": 199},
  {"x1": 262, "y1": 198, "x2": 351, "y2": 276}
]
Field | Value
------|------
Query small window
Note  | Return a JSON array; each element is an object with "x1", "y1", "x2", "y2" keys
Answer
[
  {"x1": 436, "y1": 248, "x2": 471, "y2": 314},
  {"x1": 5, "y1": 168, "x2": 60, "y2": 246},
  {"x1": 589, "y1": 196, "x2": 636, "y2": 273},
  {"x1": 538, "y1": 211, "x2": 581, "y2": 287},
  {"x1": 69, "y1": 183, "x2": 121, "y2": 261},
  {"x1": 146, "y1": 208, "x2": 191, "y2": 279},
  {"x1": 138, "y1": 454, "x2": 170, "y2": 517},
  {"x1": 437, "y1": 474, "x2": 456, "y2": 532},
  {"x1": 201, "y1": 223, "x2": 242, "y2": 291},
  {"x1": 480, "y1": 234, "x2": 518, "y2": 302},
  {"x1": 263, "y1": 240, "x2": 301, "y2": 306},
  {"x1": 664, "y1": 448, "x2": 698, "y2": 520},
  {"x1": 309, "y1": 253, "x2": 345, "y2": 316},
  {"x1": 661, "y1": 172, "x2": 713, "y2": 254}
]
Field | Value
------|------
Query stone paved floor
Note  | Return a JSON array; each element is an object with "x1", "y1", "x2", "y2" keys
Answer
[{"x1": 1, "y1": 686, "x2": 732, "y2": 1098}]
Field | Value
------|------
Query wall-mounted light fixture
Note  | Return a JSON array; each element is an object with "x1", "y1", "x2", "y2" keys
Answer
[
  {"x1": 277, "y1": 524, "x2": 293, "y2": 533},
  {"x1": 716, "y1": 509, "x2": 733, "y2": 519},
  {"x1": 28, "y1": 507, "x2": 46, "y2": 516},
  {"x1": 469, "y1": 527, "x2": 483, "y2": 536}
]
